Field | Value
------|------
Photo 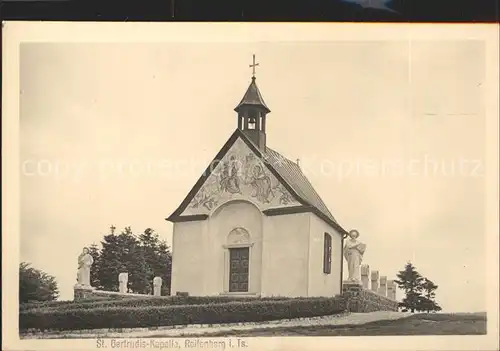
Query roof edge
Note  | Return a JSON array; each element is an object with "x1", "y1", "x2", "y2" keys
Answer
[
  {"x1": 310, "y1": 208, "x2": 349, "y2": 238},
  {"x1": 165, "y1": 129, "x2": 243, "y2": 221},
  {"x1": 263, "y1": 205, "x2": 314, "y2": 216},
  {"x1": 166, "y1": 214, "x2": 209, "y2": 223},
  {"x1": 264, "y1": 205, "x2": 349, "y2": 238}
]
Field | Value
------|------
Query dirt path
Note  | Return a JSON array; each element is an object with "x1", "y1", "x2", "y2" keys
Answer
[{"x1": 21, "y1": 311, "x2": 412, "y2": 339}]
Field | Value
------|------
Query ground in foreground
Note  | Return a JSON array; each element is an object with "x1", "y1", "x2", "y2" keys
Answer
[{"x1": 172, "y1": 313, "x2": 487, "y2": 337}]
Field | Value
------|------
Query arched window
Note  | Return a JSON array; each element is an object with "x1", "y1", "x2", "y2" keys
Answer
[
  {"x1": 227, "y1": 227, "x2": 251, "y2": 246},
  {"x1": 323, "y1": 232, "x2": 332, "y2": 274}
]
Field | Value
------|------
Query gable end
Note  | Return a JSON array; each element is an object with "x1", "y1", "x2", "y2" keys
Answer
[{"x1": 166, "y1": 129, "x2": 308, "y2": 222}]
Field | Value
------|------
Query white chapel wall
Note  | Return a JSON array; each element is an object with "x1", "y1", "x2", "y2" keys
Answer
[
  {"x1": 170, "y1": 220, "x2": 207, "y2": 296},
  {"x1": 307, "y1": 213, "x2": 343, "y2": 297},
  {"x1": 207, "y1": 200, "x2": 263, "y2": 295},
  {"x1": 171, "y1": 203, "x2": 342, "y2": 297},
  {"x1": 261, "y1": 213, "x2": 310, "y2": 297}
]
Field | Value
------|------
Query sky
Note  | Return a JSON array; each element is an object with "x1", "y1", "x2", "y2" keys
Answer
[{"x1": 19, "y1": 40, "x2": 486, "y2": 311}]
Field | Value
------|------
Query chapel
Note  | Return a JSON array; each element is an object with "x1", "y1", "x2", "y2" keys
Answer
[{"x1": 167, "y1": 57, "x2": 349, "y2": 297}]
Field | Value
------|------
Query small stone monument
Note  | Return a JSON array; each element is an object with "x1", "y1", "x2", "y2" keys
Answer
[
  {"x1": 118, "y1": 272, "x2": 128, "y2": 294},
  {"x1": 360, "y1": 265, "x2": 370, "y2": 289},
  {"x1": 378, "y1": 275, "x2": 387, "y2": 297},
  {"x1": 371, "y1": 270, "x2": 379, "y2": 292},
  {"x1": 153, "y1": 276, "x2": 162, "y2": 296},
  {"x1": 387, "y1": 280, "x2": 397, "y2": 300}
]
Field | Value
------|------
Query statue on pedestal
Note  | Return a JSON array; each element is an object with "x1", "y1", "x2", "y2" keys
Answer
[
  {"x1": 76, "y1": 247, "x2": 94, "y2": 288},
  {"x1": 344, "y1": 229, "x2": 366, "y2": 283}
]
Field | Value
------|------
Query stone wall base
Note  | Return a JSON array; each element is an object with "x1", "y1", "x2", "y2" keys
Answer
[
  {"x1": 73, "y1": 286, "x2": 97, "y2": 301},
  {"x1": 73, "y1": 287, "x2": 170, "y2": 301},
  {"x1": 342, "y1": 281, "x2": 398, "y2": 312}
]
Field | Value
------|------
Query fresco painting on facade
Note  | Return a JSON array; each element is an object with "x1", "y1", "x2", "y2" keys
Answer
[
  {"x1": 183, "y1": 138, "x2": 300, "y2": 216},
  {"x1": 249, "y1": 164, "x2": 273, "y2": 203},
  {"x1": 274, "y1": 183, "x2": 295, "y2": 205},
  {"x1": 219, "y1": 155, "x2": 242, "y2": 194},
  {"x1": 190, "y1": 181, "x2": 220, "y2": 211}
]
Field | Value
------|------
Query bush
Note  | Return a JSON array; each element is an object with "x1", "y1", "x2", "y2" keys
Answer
[
  {"x1": 21, "y1": 295, "x2": 293, "y2": 313},
  {"x1": 19, "y1": 262, "x2": 59, "y2": 303},
  {"x1": 19, "y1": 296, "x2": 346, "y2": 331}
]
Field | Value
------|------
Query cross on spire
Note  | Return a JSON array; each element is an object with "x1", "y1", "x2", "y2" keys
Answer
[
  {"x1": 249, "y1": 54, "x2": 259, "y2": 78},
  {"x1": 110, "y1": 225, "x2": 116, "y2": 234}
]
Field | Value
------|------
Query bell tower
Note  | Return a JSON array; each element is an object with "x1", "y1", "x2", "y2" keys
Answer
[{"x1": 234, "y1": 55, "x2": 270, "y2": 151}]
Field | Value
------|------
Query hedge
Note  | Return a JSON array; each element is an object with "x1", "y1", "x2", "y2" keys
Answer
[
  {"x1": 21, "y1": 295, "x2": 293, "y2": 313},
  {"x1": 19, "y1": 296, "x2": 115, "y2": 312},
  {"x1": 20, "y1": 296, "x2": 346, "y2": 331}
]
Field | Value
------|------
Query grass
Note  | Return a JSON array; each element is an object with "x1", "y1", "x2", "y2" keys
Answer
[{"x1": 180, "y1": 313, "x2": 487, "y2": 337}]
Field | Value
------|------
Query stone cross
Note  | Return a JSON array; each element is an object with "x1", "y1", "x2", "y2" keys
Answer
[
  {"x1": 153, "y1": 276, "x2": 163, "y2": 296},
  {"x1": 360, "y1": 264, "x2": 370, "y2": 289},
  {"x1": 378, "y1": 275, "x2": 388, "y2": 297},
  {"x1": 371, "y1": 270, "x2": 379, "y2": 292},
  {"x1": 118, "y1": 272, "x2": 128, "y2": 294},
  {"x1": 387, "y1": 280, "x2": 397, "y2": 300}
]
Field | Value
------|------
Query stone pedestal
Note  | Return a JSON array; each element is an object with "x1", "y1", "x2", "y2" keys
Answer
[
  {"x1": 342, "y1": 281, "x2": 363, "y2": 312},
  {"x1": 387, "y1": 280, "x2": 396, "y2": 300},
  {"x1": 378, "y1": 276, "x2": 387, "y2": 297},
  {"x1": 371, "y1": 270, "x2": 379, "y2": 292},
  {"x1": 73, "y1": 284, "x2": 96, "y2": 301},
  {"x1": 342, "y1": 280, "x2": 399, "y2": 312},
  {"x1": 360, "y1": 265, "x2": 370, "y2": 289},
  {"x1": 119, "y1": 272, "x2": 128, "y2": 294}
]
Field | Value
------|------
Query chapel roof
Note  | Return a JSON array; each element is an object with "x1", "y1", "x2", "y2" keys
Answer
[
  {"x1": 263, "y1": 146, "x2": 338, "y2": 226},
  {"x1": 234, "y1": 77, "x2": 271, "y2": 114},
  {"x1": 166, "y1": 128, "x2": 345, "y2": 235}
]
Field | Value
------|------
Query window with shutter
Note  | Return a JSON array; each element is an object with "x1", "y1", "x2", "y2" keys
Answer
[{"x1": 323, "y1": 232, "x2": 332, "y2": 274}]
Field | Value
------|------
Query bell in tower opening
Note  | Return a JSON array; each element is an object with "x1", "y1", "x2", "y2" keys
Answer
[{"x1": 247, "y1": 110, "x2": 257, "y2": 130}]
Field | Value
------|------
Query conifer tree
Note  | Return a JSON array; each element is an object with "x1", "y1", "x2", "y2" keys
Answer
[
  {"x1": 97, "y1": 226, "x2": 148, "y2": 293},
  {"x1": 88, "y1": 243, "x2": 102, "y2": 289},
  {"x1": 419, "y1": 278, "x2": 442, "y2": 313},
  {"x1": 394, "y1": 262, "x2": 424, "y2": 313},
  {"x1": 91, "y1": 225, "x2": 171, "y2": 294},
  {"x1": 138, "y1": 228, "x2": 172, "y2": 295}
]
